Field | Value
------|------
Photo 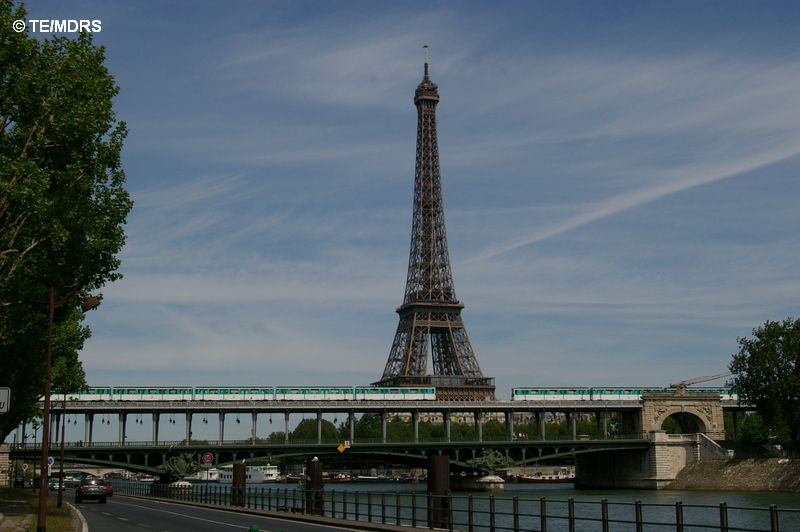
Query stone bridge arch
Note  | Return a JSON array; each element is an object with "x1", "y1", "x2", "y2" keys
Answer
[{"x1": 641, "y1": 392, "x2": 725, "y2": 440}]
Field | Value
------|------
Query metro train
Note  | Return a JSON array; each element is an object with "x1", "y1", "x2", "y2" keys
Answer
[
  {"x1": 510, "y1": 387, "x2": 738, "y2": 402},
  {"x1": 51, "y1": 386, "x2": 437, "y2": 402},
  {"x1": 50, "y1": 385, "x2": 738, "y2": 403}
]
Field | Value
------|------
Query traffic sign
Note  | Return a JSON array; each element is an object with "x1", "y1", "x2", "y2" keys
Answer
[
  {"x1": 22, "y1": 463, "x2": 28, "y2": 471},
  {"x1": 201, "y1": 451, "x2": 214, "y2": 465},
  {"x1": 47, "y1": 457, "x2": 55, "y2": 466},
  {"x1": 344, "y1": 440, "x2": 351, "y2": 449},
  {"x1": 336, "y1": 443, "x2": 346, "y2": 453},
  {"x1": 0, "y1": 387, "x2": 9, "y2": 413}
]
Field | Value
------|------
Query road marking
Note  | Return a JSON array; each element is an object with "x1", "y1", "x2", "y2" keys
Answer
[
  {"x1": 116, "y1": 496, "x2": 366, "y2": 531},
  {"x1": 118, "y1": 516, "x2": 129, "y2": 521},
  {"x1": 112, "y1": 500, "x2": 269, "y2": 530},
  {"x1": 101, "y1": 512, "x2": 112, "y2": 516}
]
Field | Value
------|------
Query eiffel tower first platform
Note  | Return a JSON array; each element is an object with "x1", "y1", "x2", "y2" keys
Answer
[{"x1": 374, "y1": 49, "x2": 495, "y2": 401}]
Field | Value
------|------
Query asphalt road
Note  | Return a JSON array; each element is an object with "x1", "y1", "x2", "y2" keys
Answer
[{"x1": 76, "y1": 495, "x2": 365, "y2": 532}]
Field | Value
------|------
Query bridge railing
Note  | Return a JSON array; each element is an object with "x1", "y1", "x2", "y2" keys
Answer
[
  {"x1": 10, "y1": 432, "x2": 651, "y2": 450},
  {"x1": 115, "y1": 482, "x2": 800, "y2": 531}
]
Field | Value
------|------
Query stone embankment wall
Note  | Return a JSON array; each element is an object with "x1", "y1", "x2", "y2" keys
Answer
[{"x1": 669, "y1": 458, "x2": 800, "y2": 492}]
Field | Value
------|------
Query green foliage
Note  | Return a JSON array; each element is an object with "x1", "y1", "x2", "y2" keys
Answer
[
  {"x1": 739, "y1": 413, "x2": 769, "y2": 445},
  {"x1": 290, "y1": 418, "x2": 338, "y2": 442},
  {"x1": 729, "y1": 318, "x2": 800, "y2": 451},
  {"x1": 662, "y1": 416, "x2": 682, "y2": 434},
  {"x1": 0, "y1": 0, "x2": 131, "y2": 439}
]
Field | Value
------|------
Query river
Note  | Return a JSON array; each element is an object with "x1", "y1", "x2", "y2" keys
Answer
[{"x1": 117, "y1": 480, "x2": 800, "y2": 531}]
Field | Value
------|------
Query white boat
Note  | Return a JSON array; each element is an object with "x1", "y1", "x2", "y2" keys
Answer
[
  {"x1": 185, "y1": 468, "x2": 221, "y2": 483},
  {"x1": 217, "y1": 464, "x2": 280, "y2": 484}
]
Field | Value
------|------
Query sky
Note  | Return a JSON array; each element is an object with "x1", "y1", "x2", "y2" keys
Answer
[{"x1": 19, "y1": 1, "x2": 800, "y2": 400}]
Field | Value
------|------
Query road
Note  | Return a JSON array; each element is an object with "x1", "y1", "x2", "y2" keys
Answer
[{"x1": 76, "y1": 495, "x2": 366, "y2": 532}]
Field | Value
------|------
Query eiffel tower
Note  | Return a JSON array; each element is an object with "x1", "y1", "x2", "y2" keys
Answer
[{"x1": 374, "y1": 49, "x2": 495, "y2": 401}]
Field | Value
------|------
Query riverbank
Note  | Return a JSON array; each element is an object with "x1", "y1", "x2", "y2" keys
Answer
[{"x1": 669, "y1": 458, "x2": 800, "y2": 492}]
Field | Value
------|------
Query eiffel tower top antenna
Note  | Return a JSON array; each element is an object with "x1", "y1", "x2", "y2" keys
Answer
[{"x1": 423, "y1": 45, "x2": 429, "y2": 77}]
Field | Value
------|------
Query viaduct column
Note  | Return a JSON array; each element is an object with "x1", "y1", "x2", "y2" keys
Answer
[
  {"x1": 316, "y1": 412, "x2": 323, "y2": 445},
  {"x1": 118, "y1": 413, "x2": 127, "y2": 445},
  {"x1": 475, "y1": 411, "x2": 483, "y2": 442},
  {"x1": 412, "y1": 411, "x2": 419, "y2": 443},
  {"x1": 84, "y1": 414, "x2": 93, "y2": 444},
  {"x1": 505, "y1": 411, "x2": 514, "y2": 441},
  {"x1": 251, "y1": 412, "x2": 258, "y2": 444},
  {"x1": 381, "y1": 411, "x2": 387, "y2": 444},
  {"x1": 186, "y1": 412, "x2": 193, "y2": 443},
  {"x1": 443, "y1": 410, "x2": 451, "y2": 442},
  {"x1": 152, "y1": 413, "x2": 160, "y2": 445},
  {"x1": 284, "y1": 412, "x2": 290, "y2": 444},
  {"x1": 348, "y1": 411, "x2": 355, "y2": 443},
  {"x1": 218, "y1": 412, "x2": 225, "y2": 443}
]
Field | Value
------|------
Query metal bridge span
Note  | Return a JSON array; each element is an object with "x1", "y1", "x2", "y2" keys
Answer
[
  {"x1": 11, "y1": 395, "x2": 744, "y2": 488},
  {"x1": 20, "y1": 396, "x2": 744, "y2": 449}
]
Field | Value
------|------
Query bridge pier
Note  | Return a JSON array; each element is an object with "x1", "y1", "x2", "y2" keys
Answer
[
  {"x1": 444, "y1": 410, "x2": 451, "y2": 442},
  {"x1": 475, "y1": 411, "x2": 483, "y2": 442},
  {"x1": 506, "y1": 411, "x2": 514, "y2": 441},
  {"x1": 539, "y1": 412, "x2": 545, "y2": 440},
  {"x1": 317, "y1": 411, "x2": 323, "y2": 444},
  {"x1": 218, "y1": 412, "x2": 224, "y2": 443},
  {"x1": 251, "y1": 412, "x2": 258, "y2": 444},
  {"x1": 575, "y1": 431, "x2": 731, "y2": 489},
  {"x1": 412, "y1": 411, "x2": 419, "y2": 443},
  {"x1": 284, "y1": 412, "x2": 290, "y2": 444},
  {"x1": 427, "y1": 454, "x2": 450, "y2": 529},
  {"x1": 381, "y1": 410, "x2": 387, "y2": 443}
]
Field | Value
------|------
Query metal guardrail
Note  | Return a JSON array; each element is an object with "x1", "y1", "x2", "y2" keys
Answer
[{"x1": 117, "y1": 483, "x2": 800, "y2": 532}]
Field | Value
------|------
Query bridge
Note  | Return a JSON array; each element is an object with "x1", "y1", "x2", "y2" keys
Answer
[{"x1": 8, "y1": 390, "x2": 746, "y2": 488}]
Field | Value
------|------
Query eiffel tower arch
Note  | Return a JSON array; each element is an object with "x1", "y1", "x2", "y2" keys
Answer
[{"x1": 374, "y1": 50, "x2": 495, "y2": 401}]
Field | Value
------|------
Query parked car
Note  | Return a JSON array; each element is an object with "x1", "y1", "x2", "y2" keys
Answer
[
  {"x1": 75, "y1": 477, "x2": 107, "y2": 504},
  {"x1": 102, "y1": 479, "x2": 113, "y2": 497},
  {"x1": 48, "y1": 477, "x2": 65, "y2": 490},
  {"x1": 13, "y1": 477, "x2": 25, "y2": 488}
]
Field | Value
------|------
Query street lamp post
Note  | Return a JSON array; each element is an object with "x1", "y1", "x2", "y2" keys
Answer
[
  {"x1": 55, "y1": 295, "x2": 100, "y2": 508},
  {"x1": 37, "y1": 289, "x2": 101, "y2": 531}
]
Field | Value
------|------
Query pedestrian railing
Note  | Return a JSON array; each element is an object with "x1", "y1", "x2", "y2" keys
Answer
[{"x1": 115, "y1": 482, "x2": 800, "y2": 532}]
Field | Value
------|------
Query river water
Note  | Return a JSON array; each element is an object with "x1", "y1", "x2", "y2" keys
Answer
[{"x1": 118, "y1": 480, "x2": 800, "y2": 531}]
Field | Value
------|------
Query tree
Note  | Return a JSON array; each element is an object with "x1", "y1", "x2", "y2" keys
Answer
[
  {"x1": 729, "y1": 318, "x2": 800, "y2": 452},
  {"x1": 0, "y1": 0, "x2": 132, "y2": 440}
]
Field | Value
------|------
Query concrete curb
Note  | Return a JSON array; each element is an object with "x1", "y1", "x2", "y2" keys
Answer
[{"x1": 66, "y1": 501, "x2": 89, "y2": 532}]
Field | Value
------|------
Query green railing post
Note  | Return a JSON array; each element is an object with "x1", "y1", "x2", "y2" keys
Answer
[
  {"x1": 267, "y1": 487, "x2": 272, "y2": 511},
  {"x1": 468, "y1": 494, "x2": 474, "y2": 532},
  {"x1": 331, "y1": 489, "x2": 336, "y2": 518},
  {"x1": 382, "y1": 492, "x2": 386, "y2": 524},
  {"x1": 569, "y1": 498, "x2": 576, "y2": 532},
  {"x1": 540, "y1": 497, "x2": 548, "y2": 532},
  {"x1": 411, "y1": 491, "x2": 416, "y2": 527},
  {"x1": 770, "y1": 504, "x2": 779, "y2": 532},
  {"x1": 719, "y1": 502, "x2": 728, "y2": 532},
  {"x1": 343, "y1": 491, "x2": 348, "y2": 520},
  {"x1": 396, "y1": 491, "x2": 401, "y2": 525},
  {"x1": 355, "y1": 491, "x2": 360, "y2": 522},
  {"x1": 490, "y1": 495, "x2": 496, "y2": 532},
  {"x1": 635, "y1": 500, "x2": 643, "y2": 532},
  {"x1": 601, "y1": 499, "x2": 609, "y2": 532},
  {"x1": 676, "y1": 501, "x2": 684, "y2": 532},
  {"x1": 368, "y1": 492, "x2": 373, "y2": 523},
  {"x1": 513, "y1": 497, "x2": 520, "y2": 532}
]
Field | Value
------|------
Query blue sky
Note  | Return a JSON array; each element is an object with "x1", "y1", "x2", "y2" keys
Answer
[{"x1": 23, "y1": 1, "x2": 800, "y2": 395}]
